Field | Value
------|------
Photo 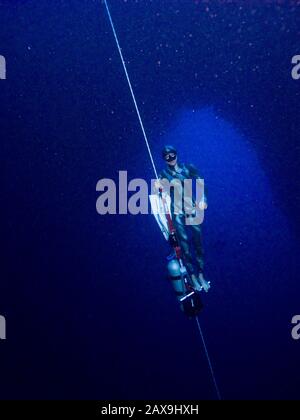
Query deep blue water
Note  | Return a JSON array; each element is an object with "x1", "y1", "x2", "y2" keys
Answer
[{"x1": 1, "y1": 0, "x2": 300, "y2": 400}]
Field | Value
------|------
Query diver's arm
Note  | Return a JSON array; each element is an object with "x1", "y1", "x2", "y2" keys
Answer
[
  {"x1": 186, "y1": 163, "x2": 208, "y2": 208},
  {"x1": 186, "y1": 163, "x2": 200, "y2": 179}
]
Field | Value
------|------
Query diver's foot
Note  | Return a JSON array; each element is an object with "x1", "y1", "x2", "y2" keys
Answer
[
  {"x1": 198, "y1": 273, "x2": 211, "y2": 293},
  {"x1": 191, "y1": 274, "x2": 203, "y2": 292}
]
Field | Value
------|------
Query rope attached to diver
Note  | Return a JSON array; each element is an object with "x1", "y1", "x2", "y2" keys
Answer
[
  {"x1": 195, "y1": 317, "x2": 222, "y2": 400},
  {"x1": 103, "y1": 0, "x2": 222, "y2": 401},
  {"x1": 103, "y1": 0, "x2": 159, "y2": 180}
]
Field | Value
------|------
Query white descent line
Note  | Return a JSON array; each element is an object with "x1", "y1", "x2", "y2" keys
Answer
[
  {"x1": 103, "y1": 0, "x2": 159, "y2": 180},
  {"x1": 195, "y1": 316, "x2": 222, "y2": 400}
]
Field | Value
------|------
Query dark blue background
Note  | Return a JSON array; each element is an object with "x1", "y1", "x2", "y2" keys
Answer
[{"x1": 1, "y1": 0, "x2": 300, "y2": 400}]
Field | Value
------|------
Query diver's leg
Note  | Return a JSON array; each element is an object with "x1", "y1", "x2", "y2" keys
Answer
[
  {"x1": 174, "y1": 216, "x2": 193, "y2": 273},
  {"x1": 174, "y1": 216, "x2": 201, "y2": 291},
  {"x1": 191, "y1": 224, "x2": 204, "y2": 273},
  {"x1": 191, "y1": 225, "x2": 210, "y2": 292}
]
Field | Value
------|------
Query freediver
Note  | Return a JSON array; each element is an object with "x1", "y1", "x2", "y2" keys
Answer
[{"x1": 157, "y1": 145, "x2": 210, "y2": 293}]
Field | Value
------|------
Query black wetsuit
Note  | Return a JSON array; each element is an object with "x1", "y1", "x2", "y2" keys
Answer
[{"x1": 160, "y1": 163, "x2": 206, "y2": 276}]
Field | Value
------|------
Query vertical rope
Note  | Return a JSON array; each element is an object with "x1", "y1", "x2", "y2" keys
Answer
[
  {"x1": 103, "y1": 0, "x2": 159, "y2": 180},
  {"x1": 195, "y1": 316, "x2": 222, "y2": 400},
  {"x1": 103, "y1": 0, "x2": 222, "y2": 401}
]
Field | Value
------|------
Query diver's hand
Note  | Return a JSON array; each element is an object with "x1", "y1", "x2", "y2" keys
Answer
[
  {"x1": 199, "y1": 200, "x2": 208, "y2": 211},
  {"x1": 154, "y1": 180, "x2": 164, "y2": 192}
]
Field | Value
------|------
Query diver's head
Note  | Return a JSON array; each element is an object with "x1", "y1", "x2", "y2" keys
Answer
[{"x1": 162, "y1": 145, "x2": 177, "y2": 167}]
